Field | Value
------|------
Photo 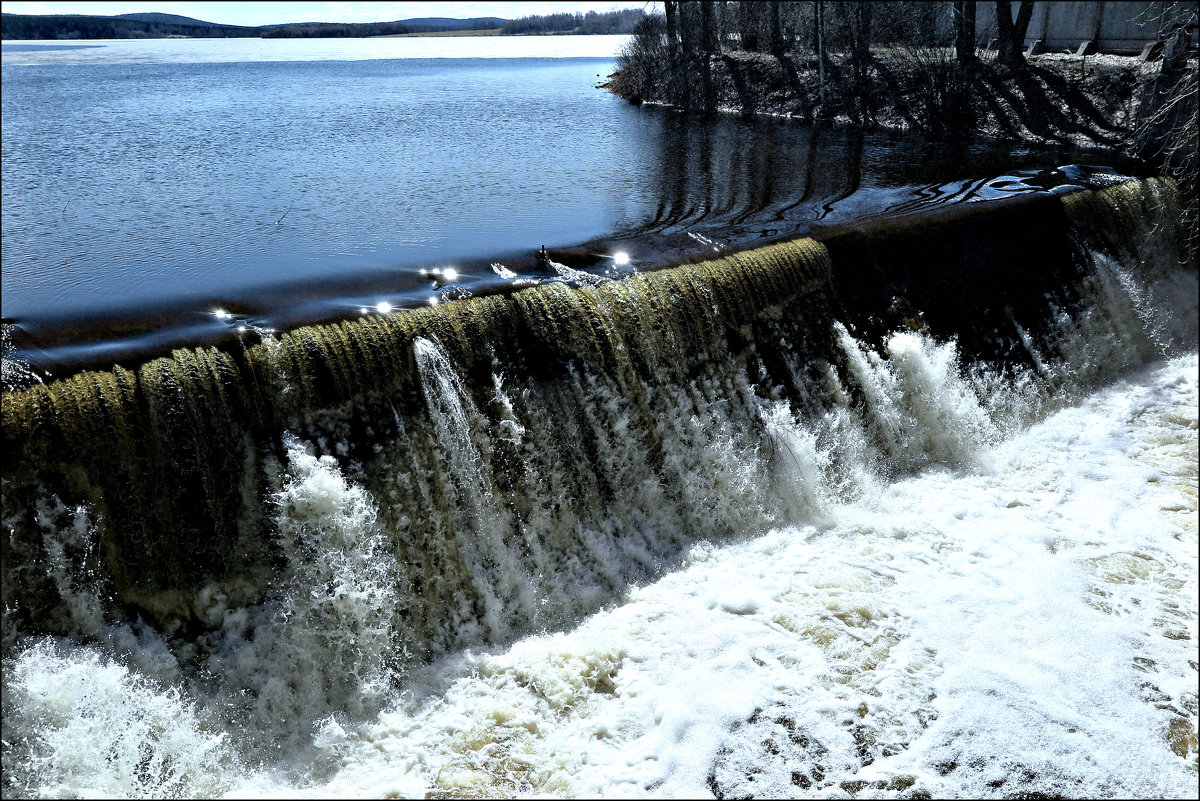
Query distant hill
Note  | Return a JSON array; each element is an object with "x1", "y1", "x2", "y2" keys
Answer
[
  {"x1": 1, "y1": 12, "x2": 259, "y2": 39},
  {"x1": 113, "y1": 12, "x2": 225, "y2": 26},
  {"x1": 2, "y1": 11, "x2": 639, "y2": 41},
  {"x1": 260, "y1": 20, "x2": 410, "y2": 38}
]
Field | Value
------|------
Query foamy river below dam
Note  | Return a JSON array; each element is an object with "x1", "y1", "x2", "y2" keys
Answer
[{"x1": 4, "y1": 347, "x2": 1196, "y2": 797}]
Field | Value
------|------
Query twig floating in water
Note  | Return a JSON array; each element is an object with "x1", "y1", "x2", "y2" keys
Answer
[{"x1": 276, "y1": 201, "x2": 295, "y2": 225}]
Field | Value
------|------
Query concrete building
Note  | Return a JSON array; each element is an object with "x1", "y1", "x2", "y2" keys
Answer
[{"x1": 975, "y1": 1, "x2": 1198, "y2": 55}]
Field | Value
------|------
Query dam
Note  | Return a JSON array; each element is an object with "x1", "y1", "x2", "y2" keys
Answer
[{"x1": 2, "y1": 177, "x2": 1197, "y2": 797}]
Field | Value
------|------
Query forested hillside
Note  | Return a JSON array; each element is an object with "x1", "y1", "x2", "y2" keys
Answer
[
  {"x1": 501, "y1": 8, "x2": 645, "y2": 35},
  {"x1": 1, "y1": 8, "x2": 641, "y2": 40},
  {"x1": 0, "y1": 12, "x2": 258, "y2": 39}
]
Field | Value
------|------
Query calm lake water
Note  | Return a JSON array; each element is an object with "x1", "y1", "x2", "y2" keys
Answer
[{"x1": 1, "y1": 35, "x2": 1141, "y2": 373}]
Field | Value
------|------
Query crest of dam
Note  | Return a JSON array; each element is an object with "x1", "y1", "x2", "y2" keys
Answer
[{"x1": 2, "y1": 178, "x2": 1195, "y2": 666}]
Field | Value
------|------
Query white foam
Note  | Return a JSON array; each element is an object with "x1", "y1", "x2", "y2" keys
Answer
[
  {"x1": 2, "y1": 639, "x2": 238, "y2": 798},
  {"x1": 220, "y1": 353, "x2": 1197, "y2": 799},
  {"x1": 5, "y1": 309, "x2": 1195, "y2": 796}
]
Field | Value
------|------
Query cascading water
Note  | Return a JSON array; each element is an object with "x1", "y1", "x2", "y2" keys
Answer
[{"x1": 1, "y1": 180, "x2": 1196, "y2": 798}]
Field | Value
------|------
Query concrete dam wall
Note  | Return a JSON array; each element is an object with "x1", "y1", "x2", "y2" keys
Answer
[{"x1": 2, "y1": 179, "x2": 1195, "y2": 664}]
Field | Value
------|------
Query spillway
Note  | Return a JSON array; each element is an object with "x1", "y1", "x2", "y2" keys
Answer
[{"x1": 2, "y1": 179, "x2": 1196, "y2": 798}]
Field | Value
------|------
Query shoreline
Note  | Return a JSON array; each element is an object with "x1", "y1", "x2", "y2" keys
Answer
[
  {"x1": 0, "y1": 30, "x2": 635, "y2": 42},
  {"x1": 604, "y1": 47, "x2": 1196, "y2": 154}
]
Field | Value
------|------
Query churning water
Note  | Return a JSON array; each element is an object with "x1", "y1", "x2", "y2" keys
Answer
[{"x1": 1, "y1": 176, "x2": 1196, "y2": 797}]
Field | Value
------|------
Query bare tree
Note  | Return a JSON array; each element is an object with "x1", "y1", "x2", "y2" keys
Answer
[
  {"x1": 816, "y1": 0, "x2": 827, "y2": 104},
  {"x1": 994, "y1": 0, "x2": 1034, "y2": 68},
  {"x1": 953, "y1": 0, "x2": 978, "y2": 64},
  {"x1": 736, "y1": 0, "x2": 764, "y2": 51},
  {"x1": 716, "y1": 0, "x2": 732, "y2": 49},
  {"x1": 1136, "y1": 2, "x2": 1199, "y2": 260},
  {"x1": 850, "y1": 2, "x2": 873, "y2": 82},
  {"x1": 611, "y1": 13, "x2": 665, "y2": 101},
  {"x1": 770, "y1": 1, "x2": 784, "y2": 53},
  {"x1": 664, "y1": 1, "x2": 695, "y2": 109},
  {"x1": 700, "y1": 0, "x2": 718, "y2": 113},
  {"x1": 665, "y1": 0, "x2": 681, "y2": 101}
]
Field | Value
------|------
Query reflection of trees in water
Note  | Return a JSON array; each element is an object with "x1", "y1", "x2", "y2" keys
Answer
[
  {"x1": 636, "y1": 113, "x2": 868, "y2": 234},
  {"x1": 817, "y1": 128, "x2": 863, "y2": 219},
  {"x1": 628, "y1": 111, "x2": 1135, "y2": 238},
  {"x1": 773, "y1": 124, "x2": 824, "y2": 221},
  {"x1": 730, "y1": 122, "x2": 779, "y2": 225}
]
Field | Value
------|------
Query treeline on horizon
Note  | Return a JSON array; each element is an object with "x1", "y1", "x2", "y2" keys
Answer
[
  {"x1": 258, "y1": 20, "x2": 501, "y2": 39},
  {"x1": 0, "y1": 13, "x2": 258, "y2": 39},
  {"x1": 500, "y1": 8, "x2": 646, "y2": 35},
  {"x1": 1, "y1": 8, "x2": 646, "y2": 40}
]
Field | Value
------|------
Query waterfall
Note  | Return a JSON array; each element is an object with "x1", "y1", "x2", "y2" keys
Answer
[{"x1": 2, "y1": 179, "x2": 1195, "y2": 796}]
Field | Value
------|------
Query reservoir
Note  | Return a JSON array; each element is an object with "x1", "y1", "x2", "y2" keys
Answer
[{"x1": 2, "y1": 35, "x2": 1141, "y2": 375}]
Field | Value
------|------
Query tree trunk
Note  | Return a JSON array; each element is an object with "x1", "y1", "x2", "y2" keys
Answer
[
  {"x1": 816, "y1": 0, "x2": 827, "y2": 105},
  {"x1": 852, "y1": 1, "x2": 872, "y2": 72},
  {"x1": 700, "y1": 0, "x2": 718, "y2": 52},
  {"x1": 954, "y1": 0, "x2": 978, "y2": 64},
  {"x1": 717, "y1": 0, "x2": 730, "y2": 50},
  {"x1": 665, "y1": 0, "x2": 680, "y2": 102},
  {"x1": 665, "y1": 1, "x2": 691, "y2": 109},
  {"x1": 996, "y1": 0, "x2": 1035, "y2": 68},
  {"x1": 995, "y1": 0, "x2": 1015, "y2": 62},
  {"x1": 770, "y1": 1, "x2": 783, "y2": 53},
  {"x1": 851, "y1": 1, "x2": 872, "y2": 120},
  {"x1": 1014, "y1": 1, "x2": 1035, "y2": 45},
  {"x1": 700, "y1": 0, "x2": 717, "y2": 114},
  {"x1": 738, "y1": 1, "x2": 759, "y2": 52}
]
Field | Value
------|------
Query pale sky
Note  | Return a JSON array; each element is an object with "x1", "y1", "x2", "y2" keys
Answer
[{"x1": 0, "y1": 1, "x2": 652, "y2": 27}]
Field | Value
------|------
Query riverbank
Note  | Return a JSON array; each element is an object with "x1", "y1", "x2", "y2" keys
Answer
[
  {"x1": 606, "y1": 48, "x2": 1178, "y2": 149},
  {"x1": 605, "y1": 44, "x2": 1198, "y2": 262}
]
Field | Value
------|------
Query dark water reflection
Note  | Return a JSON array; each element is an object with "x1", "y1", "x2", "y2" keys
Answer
[
  {"x1": 601, "y1": 112, "x2": 1142, "y2": 265},
  {"x1": 1, "y1": 54, "x2": 1142, "y2": 376}
]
